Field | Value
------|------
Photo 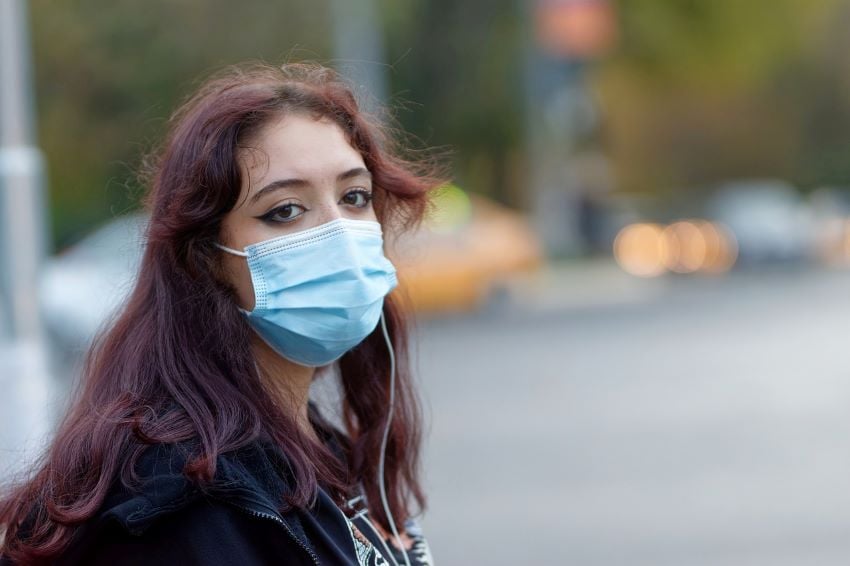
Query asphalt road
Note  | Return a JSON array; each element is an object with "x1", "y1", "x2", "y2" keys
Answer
[{"x1": 416, "y1": 265, "x2": 850, "y2": 566}]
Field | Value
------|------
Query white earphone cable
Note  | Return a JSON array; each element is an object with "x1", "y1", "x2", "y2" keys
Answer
[{"x1": 378, "y1": 311, "x2": 412, "y2": 566}]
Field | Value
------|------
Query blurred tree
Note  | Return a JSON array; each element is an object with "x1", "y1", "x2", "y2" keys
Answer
[
  {"x1": 592, "y1": 0, "x2": 850, "y2": 196},
  {"x1": 381, "y1": 0, "x2": 524, "y2": 206},
  {"x1": 31, "y1": 0, "x2": 331, "y2": 247},
  {"x1": 28, "y1": 0, "x2": 850, "y2": 248},
  {"x1": 792, "y1": 1, "x2": 850, "y2": 187}
]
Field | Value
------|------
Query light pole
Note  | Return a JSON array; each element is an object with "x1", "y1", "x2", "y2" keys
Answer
[
  {"x1": 520, "y1": 0, "x2": 617, "y2": 257},
  {"x1": 329, "y1": 0, "x2": 389, "y2": 116},
  {"x1": 0, "y1": 0, "x2": 54, "y2": 479}
]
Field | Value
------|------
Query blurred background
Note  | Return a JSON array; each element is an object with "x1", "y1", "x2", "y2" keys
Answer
[{"x1": 2, "y1": 0, "x2": 850, "y2": 564}]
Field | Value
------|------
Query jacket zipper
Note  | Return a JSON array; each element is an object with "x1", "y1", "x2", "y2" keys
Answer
[{"x1": 215, "y1": 497, "x2": 321, "y2": 566}]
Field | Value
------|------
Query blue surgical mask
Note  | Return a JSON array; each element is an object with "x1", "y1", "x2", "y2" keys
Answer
[{"x1": 216, "y1": 218, "x2": 398, "y2": 367}]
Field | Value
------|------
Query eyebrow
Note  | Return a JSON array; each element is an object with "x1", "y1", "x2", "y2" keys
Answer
[{"x1": 249, "y1": 167, "x2": 372, "y2": 205}]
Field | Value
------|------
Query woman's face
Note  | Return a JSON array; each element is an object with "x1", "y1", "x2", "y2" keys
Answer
[{"x1": 219, "y1": 112, "x2": 377, "y2": 311}]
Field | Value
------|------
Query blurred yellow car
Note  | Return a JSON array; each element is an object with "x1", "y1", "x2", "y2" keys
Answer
[{"x1": 388, "y1": 187, "x2": 543, "y2": 313}]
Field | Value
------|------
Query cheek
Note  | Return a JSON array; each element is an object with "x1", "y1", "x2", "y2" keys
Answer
[
  {"x1": 362, "y1": 205, "x2": 379, "y2": 222},
  {"x1": 221, "y1": 253, "x2": 256, "y2": 311}
]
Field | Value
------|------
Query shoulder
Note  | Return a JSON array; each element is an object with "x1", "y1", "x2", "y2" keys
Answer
[
  {"x1": 59, "y1": 494, "x2": 314, "y2": 566},
  {"x1": 98, "y1": 436, "x2": 294, "y2": 530},
  {"x1": 57, "y1": 438, "x2": 313, "y2": 565},
  {"x1": 87, "y1": 440, "x2": 202, "y2": 537}
]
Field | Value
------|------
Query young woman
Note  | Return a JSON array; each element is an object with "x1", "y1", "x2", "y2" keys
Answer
[{"x1": 0, "y1": 62, "x2": 440, "y2": 565}]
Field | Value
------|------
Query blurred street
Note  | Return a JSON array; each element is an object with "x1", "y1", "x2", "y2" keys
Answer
[{"x1": 417, "y1": 263, "x2": 850, "y2": 566}]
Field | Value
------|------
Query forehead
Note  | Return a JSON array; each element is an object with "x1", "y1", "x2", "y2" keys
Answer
[{"x1": 239, "y1": 113, "x2": 365, "y2": 182}]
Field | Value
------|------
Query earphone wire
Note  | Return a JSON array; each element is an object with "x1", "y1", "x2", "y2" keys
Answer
[{"x1": 378, "y1": 311, "x2": 413, "y2": 566}]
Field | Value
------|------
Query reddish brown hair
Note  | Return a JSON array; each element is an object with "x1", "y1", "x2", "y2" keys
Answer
[{"x1": 0, "y1": 62, "x2": 441, "y2": 563}]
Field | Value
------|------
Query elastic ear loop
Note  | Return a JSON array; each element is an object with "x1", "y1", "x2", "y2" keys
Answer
[
  {"x1": 215, "y1": 242, "x2": 248, "y2": 257},
  {"x1": 378, "y1": 310, "x2": 413, "y2": 566}
]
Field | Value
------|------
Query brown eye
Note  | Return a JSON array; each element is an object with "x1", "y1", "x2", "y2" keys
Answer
[
  {"x1": 260, "y1": 202, "x2": 307, "y2": 223},
  {"x1": 341, "y1": 189, "x2": 373, "y2": 208}
]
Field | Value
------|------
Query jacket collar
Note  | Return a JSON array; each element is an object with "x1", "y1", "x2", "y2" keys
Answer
[{"x1": 100, "y1": 435, "x2": 299, "y2": 536}]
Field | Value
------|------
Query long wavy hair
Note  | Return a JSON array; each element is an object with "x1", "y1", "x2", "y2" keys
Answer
[{"x1": 0, "y1": 61, "x2": 441, "y2": 564}]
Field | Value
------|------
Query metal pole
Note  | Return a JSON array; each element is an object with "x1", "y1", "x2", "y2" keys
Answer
[
  {"x1": 0, "y1": 0, "x2": 54, "y2": 480},
  {"x1": 0, "y1": 0, "x2": 49, "y2": 340},
  {"x1": 329, "y1": 0, "x2": 389, "y2": 116},
  {"x1": 519, "y1": 0, "x2": 593, "y2": 258}
]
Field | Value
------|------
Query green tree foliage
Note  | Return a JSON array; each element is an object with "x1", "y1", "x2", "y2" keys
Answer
[
  {"x1": 31, "y1": 0, "x2": 330, "y2": 247},
  {"x1": 381, "y1": 0, "x2": 524, "y2": 205},
  {"x1": 28, "y1": 0, "x2": 850, "y2": 247},
  {"x1": 31, "y1": 0, "x2": 528, "y2": 247},
  {"x1": 592, "y1": 0, "x2": 850, "y2": 195}
]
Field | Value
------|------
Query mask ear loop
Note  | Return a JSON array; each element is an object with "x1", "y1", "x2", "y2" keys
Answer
[
  {"x1": 214, "y1": 241, "x2": 248, "y2": 257},
  {"x1": 378, "y1": 310, "x2": 412, "y2": 566}
]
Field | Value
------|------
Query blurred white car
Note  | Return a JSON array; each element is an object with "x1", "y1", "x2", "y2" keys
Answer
[
  {"x1": 707, "y1": 180, "x2": 816, "y2": 264},
  {"x1": 40, "y1": 213, "x2": 147, "y2": 349}
]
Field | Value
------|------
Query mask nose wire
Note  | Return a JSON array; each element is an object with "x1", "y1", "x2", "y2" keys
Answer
[{"x1": 378, "y1": 310, "x2": 412, "y2": 566}]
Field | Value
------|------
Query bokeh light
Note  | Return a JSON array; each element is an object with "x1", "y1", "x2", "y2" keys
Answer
[
  {"x1": 613, "y1": 222, "x2": 667, "y2": 278},
  {"x1": 662, "y1": 220, "x2": 707, "y2": 274},
  {"x1": 425, "y1": 183, "x2": 474, "y2": 233},
  {"x1": 615, "y1": 220, "x2": 738, "y2": 277}
]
